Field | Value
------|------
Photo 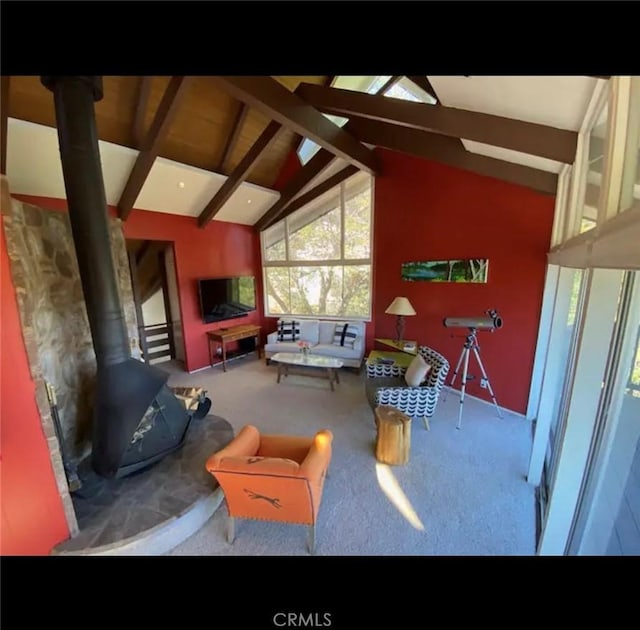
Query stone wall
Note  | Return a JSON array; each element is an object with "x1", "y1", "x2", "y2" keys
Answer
[{"x1": 3, "y1": 199, "x2": 140, "y2": 465}]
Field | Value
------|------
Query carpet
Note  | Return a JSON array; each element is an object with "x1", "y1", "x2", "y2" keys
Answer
[{"x1": 161, "y1": 356, "x2": 536, "y2": 555}]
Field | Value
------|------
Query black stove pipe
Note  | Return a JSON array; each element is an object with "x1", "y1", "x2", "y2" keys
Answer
[
  {"x1": 41, "y1": 76, "x2": 129, "y2": 366},
  {"x1": 42, "y1": 76, "x2": 171, "y2": 478}
]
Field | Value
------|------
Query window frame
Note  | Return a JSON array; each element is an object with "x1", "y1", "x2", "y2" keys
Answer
[{"x1": 261, "y1": 173, "x2": 374, "y2": 321}]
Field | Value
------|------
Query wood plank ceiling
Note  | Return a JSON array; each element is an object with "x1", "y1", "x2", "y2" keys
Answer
[
  {"x1": 6, "y1": 75, "x2": 327, "y2": 191},
  {"x1": 3, "y1": 75, "x2": 601, "y2": 230}
]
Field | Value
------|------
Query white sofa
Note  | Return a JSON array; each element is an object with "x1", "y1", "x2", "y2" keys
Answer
[{"x1": 264, "y1": 319, "x2": 367, "y2": 369}]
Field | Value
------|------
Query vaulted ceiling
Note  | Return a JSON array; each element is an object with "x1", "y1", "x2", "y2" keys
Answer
[{"x1": 1, "y1": 75, "x2": 606, "y2": 230}]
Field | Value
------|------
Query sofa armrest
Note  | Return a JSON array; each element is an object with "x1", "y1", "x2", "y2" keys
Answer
[
  {"x1": 299, "y1": 430, "x2": 333, "y2": 520},
  {"x1": 267, "y1": 331, "x2": 279, "y2": 344},
  {"x1": 299, "y1": 430, "x2": 333, "y2": 483},
  {"x1": 206, "y1": 424, "x2": 260, "y2": 471}
]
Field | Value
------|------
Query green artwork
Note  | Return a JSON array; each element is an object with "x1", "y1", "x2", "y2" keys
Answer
[{"x1": 401, "y1": 259, "x2": 489, "y2": 283}]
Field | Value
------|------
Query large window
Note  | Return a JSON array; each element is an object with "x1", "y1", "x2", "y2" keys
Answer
[
  {"x1": 546, "y1": 269, "x2": 587, "y2": 483},
  {"x1": 533, "y1": 77, "x2": 640, "y2": 555},
  {"x1": 580, "y1": 96, "x2": 609, "y2": 234},
  {"x1": 568, "y1": 272, "x2": 640, "y2": 555},
  {"x1": 261, "y1": 172, "x2": 373, "y2": 319}
]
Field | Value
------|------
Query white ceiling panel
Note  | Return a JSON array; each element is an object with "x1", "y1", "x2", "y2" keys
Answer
[
  {"x1": 429, "y1": 76, "x2": 601, "y2": 131},
  {"x1": 460, "y1": 139, "x2": 565, "y2": 173},
  {"x1": 215, "y1": 183, "x2": 279, "y2": 224},
  {"x1": 6, "y1": 118, "x2": 279, "y2": 226}
]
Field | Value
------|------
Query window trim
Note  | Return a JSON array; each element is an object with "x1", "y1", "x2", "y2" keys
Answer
[{"x1": 261, "y1": 174, "x2": 374, "y2": 321}]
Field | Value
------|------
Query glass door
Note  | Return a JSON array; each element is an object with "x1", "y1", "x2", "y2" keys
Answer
[
  {"x1": 568, "y1": 271, "x2": 640, "y2": 555},
  {"x1": 542, "y1": 268, "x2": 588, "y2": 503}
]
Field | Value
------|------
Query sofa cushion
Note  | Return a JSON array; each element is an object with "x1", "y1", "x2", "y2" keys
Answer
[
  {"x1": 313, "y1": 343, "x2": 361, "y2": 361},
  {"x1": 318, "y1": 321, "x2": 337, "y2": 345},
  {"x1": 332, "y1": 322, "x2": 360, "y2": 348},
  {"x1": 265, "y1": 341, "x2": 301, "y2": 354},
  {"x1": 405, "y1": 353, "x2": 431, "y2": 387},
  {"x1": 277, "y1": 320, "x2": 300, "y2": 342},
  {"x1": 299, "y1": 320, "x2": 320, "y2": 344}
]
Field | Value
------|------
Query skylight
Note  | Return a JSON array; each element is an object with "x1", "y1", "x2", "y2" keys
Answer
[{"x1": 297, "y1": 76, "x2": 436, "y2": 165}]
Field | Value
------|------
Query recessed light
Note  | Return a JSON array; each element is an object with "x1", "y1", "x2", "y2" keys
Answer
[
  {"x1": 247, "y1": 199, "x2": 252, "y2": 204},
  {"x1": 178, "y1": 181, "x2": 185, "y2": 189}
]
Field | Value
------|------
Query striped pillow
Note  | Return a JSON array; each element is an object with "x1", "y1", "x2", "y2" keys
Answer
[
  {"x1": 332, "y1": 322, "x2": 359, "y2": 348},
  {"x1": 277, "y1": 320, "x2": 300, "y2": 342}
]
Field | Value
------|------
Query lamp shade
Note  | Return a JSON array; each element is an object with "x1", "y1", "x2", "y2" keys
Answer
[{"x1": 385, "y1": 297, "x2": 416, "y2": 316}]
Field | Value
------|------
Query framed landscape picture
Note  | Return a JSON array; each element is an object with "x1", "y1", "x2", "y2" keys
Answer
[{"x1": 401, "y1": 259, "x2": 489, "y2": 283}]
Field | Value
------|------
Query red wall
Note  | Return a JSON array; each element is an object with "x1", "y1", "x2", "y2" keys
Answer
[
  {"x1": 11, "y1": 195, "x2": 264, "y2": 373},
  {"x1": 124, "y1": 208, "x2": 264, "y2": 372},
  {"x1": 1, "y1": 216, "x2": 70, "y2": 555},
  {"x1": 373, "y1": 151, "x2": 555, "y2": 413},
  {"x1": 0, "y1": 194, "x2": 263, "y2": 554}
]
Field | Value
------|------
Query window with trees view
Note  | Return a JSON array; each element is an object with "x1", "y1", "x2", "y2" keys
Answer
[{"x1": 261, "y1": 172, "x2": 373, "y2": 319}]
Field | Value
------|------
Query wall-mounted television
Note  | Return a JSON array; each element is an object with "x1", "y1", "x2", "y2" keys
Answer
[{"x1": 198, "y1": 276, "x2": 257, "y2": 324}]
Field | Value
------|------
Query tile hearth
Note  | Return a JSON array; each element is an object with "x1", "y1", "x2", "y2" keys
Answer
[{"x1": 54, "y1": 414, "x2": 233, "y2": 553}]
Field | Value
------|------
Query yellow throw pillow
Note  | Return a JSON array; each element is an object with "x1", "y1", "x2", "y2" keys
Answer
[{"x1": 404, "y1": 353, "x2": 431, "y2": 387}]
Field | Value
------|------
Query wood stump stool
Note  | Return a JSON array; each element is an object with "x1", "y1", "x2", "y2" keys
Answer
[{"x1": 375, "y1": 405, "x2": 411, "y2": 466}]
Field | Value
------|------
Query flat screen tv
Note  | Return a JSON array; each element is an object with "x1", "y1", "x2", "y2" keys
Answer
[{"x1": 198, "y1": 276, "x2": 257, "y2": 324}]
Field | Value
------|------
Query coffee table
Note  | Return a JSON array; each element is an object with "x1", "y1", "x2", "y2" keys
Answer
[{"x1": 271, "y1": 352, "x2": 344, "y2": 391}]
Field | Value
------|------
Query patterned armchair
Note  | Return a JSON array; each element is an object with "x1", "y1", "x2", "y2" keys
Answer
[{"x1": 365, "y1": 346, "x2": 450, "y2": 431}]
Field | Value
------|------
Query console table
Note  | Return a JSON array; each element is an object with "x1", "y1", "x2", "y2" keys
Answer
[{"x1": 207, "y1": 324, "x2": 262, "y2": 372}]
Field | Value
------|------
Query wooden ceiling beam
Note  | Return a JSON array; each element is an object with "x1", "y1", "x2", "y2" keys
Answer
[
  {"x1": 213, "y1": 76, "x2": 380, "y2": 174},
  {"x1": 296, "y1": 83, "x2": 578, "y2": 164},
  {"x1": 118, "y1": 76, "x2": 191, "y2": 220},
  {"x1": 217, "y1": 101, "x2": 248, "y2": 174},
  {"x1": 347, "y1": 117, "x2": 558, "y2": 195},
  {"x1": 132, "y1": 76, "x2": 152, "y2": 148},
  {"x1": 376, "y1": 76, "x2": 402, "y2": 94},
  {"x1": 256, "y1": 77, "x2": 400, "y2": 231},
  {"x1": 254, "y1": 75, "x2": 400, "y2": 231},
  {"x1": 405, "y1": 76, "x2": 438, "y2": 101},
  {"x1": 198, "y1": 120, "x2": 284, "y2": 227},
  {"x1": 1, "y1": 75, "x2": 9, "y2": 175},
  {"x1": 254, "y1": 149, "x2": 335, "y2": 231},
  {"x1": 262, "y1": 164, "x2": 359, "y2": 231},
  {"x1": 407, "y1": 76, "x2": 468, "y2": 160}
]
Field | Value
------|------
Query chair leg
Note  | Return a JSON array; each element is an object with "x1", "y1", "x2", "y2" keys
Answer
[
  {"x1": 227, "y1": 516, "x2": 235, "y2": 544},
  {"x1": 307, "y1": 524, "x2": 316, "y2": 554},
  {"x1": 422, "y1": 417, "x2": 431, "y2": 431}
]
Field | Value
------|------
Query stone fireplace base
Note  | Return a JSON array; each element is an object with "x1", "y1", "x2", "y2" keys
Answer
[{"x1": 53, "y1": 414, "x2": 233, "y2": 555}]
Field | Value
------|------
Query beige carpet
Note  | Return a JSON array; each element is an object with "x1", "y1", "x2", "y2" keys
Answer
[{"x1": 160, "y1": 355, "x2": 536, "y2": 555}]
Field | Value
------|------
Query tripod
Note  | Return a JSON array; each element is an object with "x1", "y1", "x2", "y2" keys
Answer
[{"x1": 447, "y1": 328, "x2": 503, "y2": 429}]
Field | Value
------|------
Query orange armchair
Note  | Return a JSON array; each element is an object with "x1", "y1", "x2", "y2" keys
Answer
[{"x1": 205, "y1": 424, "x2": 333, "y2": 553}]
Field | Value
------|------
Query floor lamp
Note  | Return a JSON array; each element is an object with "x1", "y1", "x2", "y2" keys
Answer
[{"x1": 385, "y1": 297, "x2": 416, "y2": 343}]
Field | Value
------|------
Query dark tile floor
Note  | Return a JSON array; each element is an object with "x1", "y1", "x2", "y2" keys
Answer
[{"x1": 55, "y1": 415, "x2": 234, "y2": 552}]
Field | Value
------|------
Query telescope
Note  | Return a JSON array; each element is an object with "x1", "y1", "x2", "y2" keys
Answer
[
  {"x1": 443, "y1": 309, "x2": 504, "y2": 429},
  {"x1": 443, "y1": 309, "x2": 503, "y2": 331}
]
